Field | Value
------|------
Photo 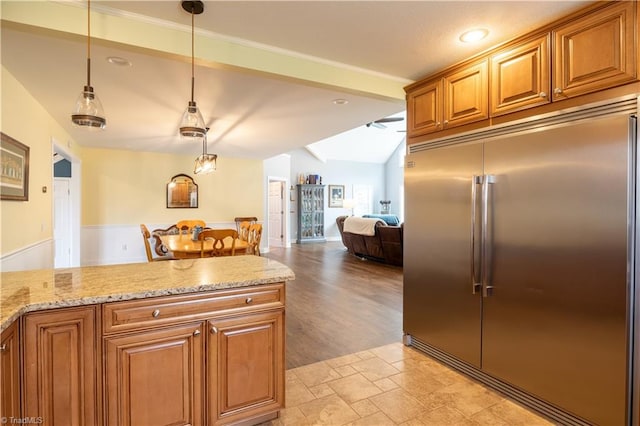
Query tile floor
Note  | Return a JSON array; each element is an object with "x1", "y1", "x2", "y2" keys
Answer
[{"x1": 269, "y1": 342, "x2": 554, "y2": 426}]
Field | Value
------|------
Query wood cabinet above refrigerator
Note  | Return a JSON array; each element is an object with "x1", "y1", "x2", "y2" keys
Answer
[{"x1": 406, "y1": 1, "x2": 639, "y2": 141}]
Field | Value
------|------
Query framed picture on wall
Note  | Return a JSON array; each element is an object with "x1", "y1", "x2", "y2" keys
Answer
[
  {"x1": 1, "y1": 132, "x2": 30, "y2": 201},
  {"x1": 328, "y1": 185, "x2": 344, "y2": 207}
]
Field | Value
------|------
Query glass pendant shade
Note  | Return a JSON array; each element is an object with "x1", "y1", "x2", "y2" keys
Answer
[
  {"x1": 71, "y1": 0, "x2": 106, "y2": 130},
  {"x1": 194, "y1": 131, "x2": 216, "y2": 174},
  {"x1": 194, "y1": 153, "x2": 217, "y2": 174},
  {"x1": 180, "y1": 1, "x2": 206, "y2": 141},
  {"x1": 180, "y1": 100, "x2": 206, "y2": 140},
  {"x1": 72, "y1": 85, "x2": 106, "y2": 129}
]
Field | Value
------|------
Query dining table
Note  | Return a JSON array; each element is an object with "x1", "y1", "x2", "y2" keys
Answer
[{"x1": 159, "y1": 233, "x2": 249, "y2": 259}]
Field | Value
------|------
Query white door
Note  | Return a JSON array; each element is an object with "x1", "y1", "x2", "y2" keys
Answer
[
  {"x1": 54, "y1": 178, "x2": 72, "y2": 268},
  {"x1": 268, "y1": 181, "x2": 284, "y2": 248}
]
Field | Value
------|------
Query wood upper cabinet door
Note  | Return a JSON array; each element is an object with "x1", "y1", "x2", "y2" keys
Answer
[
  {"x1": 491, "y1": 34, "x2": 551, "y2": 116},
  {"x1": 104, "y1": 322, "x2": 205, "y2": 426},
  {"x1": 23, "y1": 306, "x2": 98, "y2": 426},
  {"x1": 407, "y1": 79, "x2": 442, "y2": 137},
  {"x1": 1, "y1": 321, "x2": 21, "y2": 420},
  {"x1": 443, "y1": 60, "x2": 489, "y2": 128},
  {"x1": 207, "y1": 310, "x2": 284, "y2": 426},
  {"x1": 553, "y1": 1, "x2": 636, "y2": 100}
]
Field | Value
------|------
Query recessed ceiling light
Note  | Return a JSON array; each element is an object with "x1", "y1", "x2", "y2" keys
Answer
[
  {"x1": 333, "y1": 99, "x2": 349, "y2": 105},
  {"x1": 459, "y1": 28, "x2": 489, "y2": 43},
  {"x1": 106, "y1": 56, "x2": 132, "y2": 67}
]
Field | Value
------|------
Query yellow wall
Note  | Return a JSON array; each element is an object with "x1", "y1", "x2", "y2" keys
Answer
[
  {"x1": 1, "y1": 66, "x2": 79, "y2": 254},
  {"x1": 80, "y1": 147, "x2": 263, "y2": 225},
  {"x1": 1, "y1": 65, "x2": 263, "y2": 259}
]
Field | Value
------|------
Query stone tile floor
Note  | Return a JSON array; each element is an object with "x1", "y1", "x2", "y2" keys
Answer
[{"x1": 269, "y1": 342, "x2": 555, "y2": 426}]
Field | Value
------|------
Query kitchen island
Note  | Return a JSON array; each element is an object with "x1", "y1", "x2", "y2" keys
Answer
[{"x1": 0, "y1": 255, "x2": 295, "y2": 426}]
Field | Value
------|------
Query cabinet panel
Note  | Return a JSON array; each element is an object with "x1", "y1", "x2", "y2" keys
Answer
[
  {"x1": 104, "y1": 322, "x2": 204, "y2": 426},
  {"x1": 208, "y1": 310, "x2": 284, "y2": 425},
  {"x1": 491, "y1": 34, "x2": 551, "y2": 116},
  {"x1": 444, "y1": 60, "x2": 489, "y2": 128},
  {"x1": 553, "y1": 1, "x2": 636, "y2": 100},
  {"x1": 1, "y1": 321, "x2": 21, "y2": 420},
  {"x1": 23, "y1": 306, "x2": 98, "y2": 426},
  {"x1": 407, "y1": 79, "x2": 442, "y2": 137},
  {"x1": 103, "y1": 283, "x2": 284, "y2": 334}
]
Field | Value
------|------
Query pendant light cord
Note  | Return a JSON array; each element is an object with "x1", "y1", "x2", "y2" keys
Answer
[
  {"x1": 190, "y1": 7, "x2": 195, "y2": 103},
  {"x1": 86, "y1": 0, "x2": 91, "y2": 87}
]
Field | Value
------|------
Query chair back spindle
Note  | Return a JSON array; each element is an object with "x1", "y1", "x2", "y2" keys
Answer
[{"x1": 197, "y1": 229, "x2": 239, "y2": 257}]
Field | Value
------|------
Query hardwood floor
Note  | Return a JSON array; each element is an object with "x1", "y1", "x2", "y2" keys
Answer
[{"x1": 264, "y1": 241, "x2": 403, "y2": 369}]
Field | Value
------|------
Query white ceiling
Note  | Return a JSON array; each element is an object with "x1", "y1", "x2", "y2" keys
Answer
[{"x1": 1, "y1": 1, "x2": 590, "y2": 163}]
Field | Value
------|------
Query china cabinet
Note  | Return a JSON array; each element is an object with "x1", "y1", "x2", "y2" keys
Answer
[{"x1": 296, "y1": 184, "x2": 326, "y2": 243}]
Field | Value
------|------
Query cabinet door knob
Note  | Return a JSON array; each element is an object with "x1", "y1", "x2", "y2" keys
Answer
[
  {"x1": 554, "y1": 87, "x2": 563, "y2": 95},
  {"x1": 193, "y1": 329, "x2": 201, "y2": 336},
  {"x1": 0, "y1": 344, "x2": 6, "y2": 352},
  {"x1": 443, "y1": 120, "x2": 449, "y2": 125},
  {"x1": 539, "y1": 92, "x2": 547, "y2": 98},
  {"x1": 245, "y1": 297, "x2": 253, "y2": 304},
  {"x1": 152, "y1": 309, "x2": 160, "y2": 318},
  {"x1": 210, "y1": 326, "x2": 218, "y2": 334}
]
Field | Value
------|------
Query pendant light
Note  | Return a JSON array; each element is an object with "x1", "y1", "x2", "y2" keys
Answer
[
  {"x1": 71, "y1": 0, "x2": 106, "y2": 129},
  {"x1": 194, "y1": 128, "x2": 217, "y2": 174},
  {"x1": 180, "y1": 0, "x2": 206, "y2": 141}
]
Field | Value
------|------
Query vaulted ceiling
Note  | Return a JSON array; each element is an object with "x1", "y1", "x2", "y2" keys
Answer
[{"x1": 1, "y1": 1, "x2": 590, "y2": 162}]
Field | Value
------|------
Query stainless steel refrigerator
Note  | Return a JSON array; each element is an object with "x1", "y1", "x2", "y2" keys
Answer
[{"x1": 404, "y1": 99, "x2": 638, "y2": 426}]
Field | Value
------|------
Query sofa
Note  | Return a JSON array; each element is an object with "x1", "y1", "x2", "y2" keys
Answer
[{"x1": 336, "y1": 215, "x2": 403, "y2": 266}]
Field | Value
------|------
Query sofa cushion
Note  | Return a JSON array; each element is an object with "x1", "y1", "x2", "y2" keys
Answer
[
  {"x1": 363, "y1": 214, "x2": 400, "y2": 226},
  {"x1": 343, "y1": 216, "x2": 385, "y2": 236}
]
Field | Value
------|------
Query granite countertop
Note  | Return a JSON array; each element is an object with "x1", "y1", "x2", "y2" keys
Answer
[{"x1": 0, "y1": 256, "x2": 295, "y2": 333}]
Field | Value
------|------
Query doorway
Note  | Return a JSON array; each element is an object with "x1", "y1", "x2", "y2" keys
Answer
[
  {"x1": 52, "y1": 139, "x2": 81, "y2": 267},
  {"x1": 267, "y1": 178, "x2": 287, "y2": 249},
  {"x1": 54, "y1": 178, "x2": 72, "y2": 267}
]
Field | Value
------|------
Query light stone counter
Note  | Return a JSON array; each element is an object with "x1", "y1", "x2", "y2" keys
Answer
[{"x1": 0, "y1": 255, "x2": 295, "y2": 333}]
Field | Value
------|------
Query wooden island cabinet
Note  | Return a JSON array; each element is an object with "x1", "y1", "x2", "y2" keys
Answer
[
  {"x1": 0, "y1": 320, "x2": 21, "y2": 421},
  {"x1": 0, "y1": 256, "x2": 293, "y2": 426},
  {"x1": 208, "y1": 310, "x2": 284, "y2": 425},
  {"x1": 23, "y1": 306, "x2": 99, "y2": 426}
]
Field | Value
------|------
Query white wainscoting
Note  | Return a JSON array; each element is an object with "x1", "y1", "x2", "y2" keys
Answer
[
  {"x1": 1, "y1": 239, "x2": 54, "y2": 272},
  {"x1": 2, "y1": 223, "x2": 270, "y2": 270},
  {"x1": 81, "y1": 222, "x2": 268, "y2": 266}
]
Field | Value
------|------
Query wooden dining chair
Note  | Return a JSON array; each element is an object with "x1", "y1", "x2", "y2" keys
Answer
[
  {"x1": 234, "y1": 216, "x2": 258, "y2": 234},
  {"x1": 238, "y1": 221, "x2": 252, "y2": 242},
  {"x1": 177, "y1": 219, "x2": 206, "y2": 235},
  {"x1": 140, "y1": 224, "x2": 175, "y2": 262},
  {"x1": 247, "y1": 223, "x2": 263, "y2": 256},
  {"x1": 197, "y1": 229, "x2": 239, "y2": 257}
]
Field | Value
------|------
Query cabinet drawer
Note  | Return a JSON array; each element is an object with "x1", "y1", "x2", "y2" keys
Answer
[{"x1": 103, "y1": 283, "x2": 284, "y2": 334}]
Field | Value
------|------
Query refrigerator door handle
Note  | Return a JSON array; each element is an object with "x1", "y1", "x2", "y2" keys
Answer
[
  {"x1": 482, "y1": 174, "x2": 496, "y2": 297},
  {"x1": 471, "y1": 175, "x2": 482, "y2": 294}
]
